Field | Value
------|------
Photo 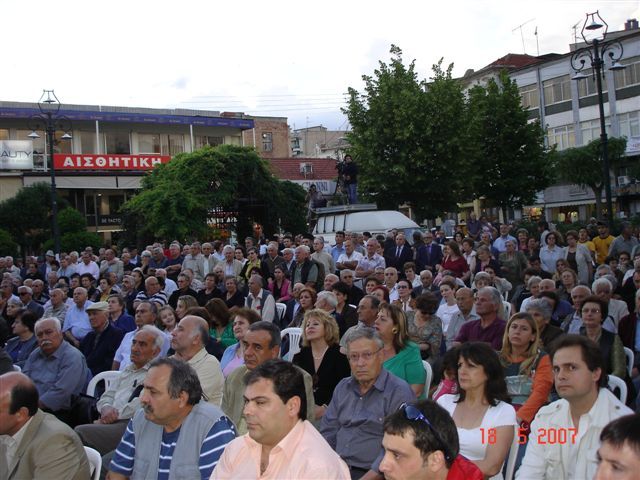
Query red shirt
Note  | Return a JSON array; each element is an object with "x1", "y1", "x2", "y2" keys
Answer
[
  {"x1": 447, "y1": 455, "x2": 483, "y2": 480},
  {"x1": 441, "y1": 256, "x2": 469, "y2": 278}
]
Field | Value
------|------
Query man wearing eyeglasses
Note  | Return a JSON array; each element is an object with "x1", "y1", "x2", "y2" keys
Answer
[
  {"x1": 321, "y1": 327, "x2": 414, "y2": 480},
  {"x1": 17, "y1": 286, "x2": 44, "y2": 319},
  {"x1": 379, "y1": 400, "x2": 483, "y2": 480}
]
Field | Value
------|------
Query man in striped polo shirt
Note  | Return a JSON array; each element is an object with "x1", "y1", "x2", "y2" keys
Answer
[{"x1": 107, "y1": 357, "x2": 236, "y2": 480}]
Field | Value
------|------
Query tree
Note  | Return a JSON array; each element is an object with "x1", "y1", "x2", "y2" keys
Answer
[
  {"x1": 121, "y1": 145, "x2": 307, "y2": 241},
  {"x1": 466, "y1": 70, "x2": 552, "y2": 220},
  {"x1": 0, "y1": 182, "x2": 68, "y2": 255},
  {"x1": 43, "y1": 208, "x2": 102, "y2": 253},
  {"x1": 0, "y1": 229, "x2": 18, "y2": 257},
  {"x1": 344, "y1": 46, "x2": 471, "y2": 219},
  {"x1": 554, "y1": 137, "x2": 628, "y2": 219}
]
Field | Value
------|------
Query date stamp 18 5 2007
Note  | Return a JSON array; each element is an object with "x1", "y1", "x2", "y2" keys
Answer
[{"x1": 480, "y1": 427, "x2": 578, "y2": 445}]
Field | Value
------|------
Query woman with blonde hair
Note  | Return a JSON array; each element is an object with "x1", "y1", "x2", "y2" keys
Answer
[
  {"x1": 374, "y1": 302, "x2": 426, "y2": 397},
  {"x1": 175, "y1": 295, "x2": 198, "y2": 320},
  {"x1": 293, "y1": 309, "x2": 350, "y2": 419},
  {"x1": 498, "y1": 312, "x2": 553, "y2": 428}
]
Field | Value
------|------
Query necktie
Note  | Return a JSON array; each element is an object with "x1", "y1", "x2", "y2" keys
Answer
[{"x1": 396, "y1": 247, "x2": 401, "y2": 258}]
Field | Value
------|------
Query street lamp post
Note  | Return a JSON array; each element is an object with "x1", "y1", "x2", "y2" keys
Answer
[
  {"x1": 570, "y1": 11, "x2": 625, "y2": 231},
  {"x1": 27, "y1": 90, "x2": 72, "y2": 255}
]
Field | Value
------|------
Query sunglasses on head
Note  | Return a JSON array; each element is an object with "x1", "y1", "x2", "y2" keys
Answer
[{"x1": 399, "y1": 403, "x2": 452, "y2": 461}]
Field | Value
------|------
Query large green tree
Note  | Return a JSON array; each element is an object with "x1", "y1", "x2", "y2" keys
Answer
[
  {"x1": 121, "y1": 145, "x2": 306, "y2": 242},
  {"x1": 554, "y1": 137, "x2": 628, "y2": 219},
  {"x1": 466, "y1": 70, "x2": 552, "y2": 220},
  {"x1": 344, "y1": 46, "x2": 471, "y2": 219}
]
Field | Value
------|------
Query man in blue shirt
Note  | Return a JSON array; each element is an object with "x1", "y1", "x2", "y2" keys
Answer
[
  {"x1": 108, "y1": 357, "x2": 236, "y2": 480},
  {"x1": 62, "y1": 286, "x2": 92, "y2": 347}
]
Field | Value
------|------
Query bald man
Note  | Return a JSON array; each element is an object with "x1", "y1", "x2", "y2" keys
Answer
[{"x1": 0, "y1": 372, "x2": 90, "y2": 480}]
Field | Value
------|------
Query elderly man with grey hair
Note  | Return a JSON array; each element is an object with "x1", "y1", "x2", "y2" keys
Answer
[
  {"x1": 293, "y1": 245, "x2": 319, "y2": 289},
  {"x1": 315, "y1": 291, "x2": 338, "y2": 314},
  {"x1": 312, "y1": 236, "x2": 335, "y2": 276},
  {"x1": 525, "y1": 298, "x2": 564, "y2": 350},
  {"x1": 453, "y1": 286, "x2": 506, "y2": 350},
  {"x1": 74, "y1": 324, "x2": 164, "y2": 455},
  {"x1": 320, "y1": 327, "x2": 415, "y2": 480},
  {"x1": 592, "y1": 277, "x2": 629, "y2": 332}
]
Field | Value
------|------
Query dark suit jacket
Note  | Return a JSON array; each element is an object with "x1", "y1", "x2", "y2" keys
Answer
[
  {"x1": 80, "y1": 323, "x2": 125, "y2": 375},
  {"x1": 0, "y1": 409, "x2": 90, "y2": 480},
  {"x1": 415, "y1": 243, "x2": 443, "y2": 273},
  {"x1": 284, "y1": 298, "x2": 300, "y2": 326},
  {"x1": 384, "y1": 244, "x2": 414, "y2": 272}
]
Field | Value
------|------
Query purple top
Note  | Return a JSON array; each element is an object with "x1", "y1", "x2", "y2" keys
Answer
[{"x1": 454, "y1": 318, "x2": 506, "y2": 350}]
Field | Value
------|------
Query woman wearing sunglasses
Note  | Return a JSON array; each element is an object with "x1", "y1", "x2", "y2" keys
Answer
[{"x1": 436, "y1": 342, "x2": 516, "y2": 479}]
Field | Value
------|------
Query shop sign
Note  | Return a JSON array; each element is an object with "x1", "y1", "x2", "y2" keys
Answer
[
  {"x1": 0, "y1": 140, "x2": 34, "y2": 169},
  {"x1": 53, "y1": 154, "x2": 170, "y2": 170}
]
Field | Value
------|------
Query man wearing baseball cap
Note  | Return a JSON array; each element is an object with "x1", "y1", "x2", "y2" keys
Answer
[{"x1": 80, "y1": 301, "x2": 125, "y2": 376}]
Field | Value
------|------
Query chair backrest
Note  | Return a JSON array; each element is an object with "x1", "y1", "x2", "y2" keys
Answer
[
  {"x1": 86, "y1": 370, "x2": 121, "y2": 397},
  {"x1": 607, "y1": 375, "x2": 628, "y2": 405},
  {"x1": 502, "y1": 301, "x2": 512, "y2": 320},
  {"x1": 422, "y1": 360, "x2": 433, "y2": 398},
  {"x1": 623, "y1": 347, "x2": 634, "y2": 378},
  {"x1": 13, "y1": 364, "x2": 21, "y2": 372},
  {"x1": 84, "y1": 446, "x2": 102, "y2": 480},
  {"x1": 275, "y1": 302, "x2": 287, "y2": 325},
  {"x1": 503, "y1": 425, "x2": 520, "y2": 480},
  {"x1": 281, "y1": 327, "x2": 302, "y2": 362}
]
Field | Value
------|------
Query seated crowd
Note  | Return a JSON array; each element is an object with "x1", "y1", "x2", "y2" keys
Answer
[{"x1": 1, "y1": 219, "x2": 640, "y2": 479}]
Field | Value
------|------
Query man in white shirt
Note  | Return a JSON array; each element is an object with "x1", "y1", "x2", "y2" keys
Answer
[
  {"x1": 336, "y1": 240, "x2": 363, "y2": 273},
  {"x1": 245, "y1": 274, "x2": 275, "y2": 323},
  {"x1": 518, "y1": 335, "x2": 633, "y2": 480}
]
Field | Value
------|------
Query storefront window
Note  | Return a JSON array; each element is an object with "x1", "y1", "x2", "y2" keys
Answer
[
  {"x1": 105, "y1": 132, "x2": 130, "y2": 154},
  {"x1": 138, "y1": 134, "x2": 161, "y2": 154}
]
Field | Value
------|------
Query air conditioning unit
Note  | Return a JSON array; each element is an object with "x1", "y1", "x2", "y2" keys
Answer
[
  {"x1": 618, "y1": 175, "x2": 631, "y2": 186},
  {"x1": 300, "y1": 163, "x2": 313, "y2": 175}
]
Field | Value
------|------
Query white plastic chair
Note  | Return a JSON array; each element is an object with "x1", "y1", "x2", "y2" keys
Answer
[
  {"x1": 422, "y1": 360, "x2": 433, "y2": 397},
  {"x1": 623, "y1": 347, "x2": 634, "y2": 378},
  {"x1": 608, "y1": 375, "x2": 627, "y2": 404},
  {"x1": 84, "y1": 446, "x2": 102, "y2": 480},
  {"x1": 502, "y1": 301, "x2": 512, "y2": 320},
  {"x1": 86, "y1": 370, "x2": 120, "y2": 397},
  {"x1": 275, "y1": 302, "x2": 287, "y2": 324},
  {"x1": 503, "y1": 425, "x2": 520, "y2": 480},
  {"x1": 13, "y1": 364, "x2": 21, "y2": 372},
  {"x1": 281, "y1": 327, "x2": 302, "y2": 362}
]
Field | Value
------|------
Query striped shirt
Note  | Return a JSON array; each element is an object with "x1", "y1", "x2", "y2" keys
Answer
[
  {"x1": 110, "y1": 415, "x2": 236, "y2": 480},
  {"x1": 134, "y1": 290, "x2": 168, "y2": 307}
]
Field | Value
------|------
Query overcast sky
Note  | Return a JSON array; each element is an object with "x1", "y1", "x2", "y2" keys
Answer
[{"x1": 3, "y1": 0, "x2": 639, "y2": 130}]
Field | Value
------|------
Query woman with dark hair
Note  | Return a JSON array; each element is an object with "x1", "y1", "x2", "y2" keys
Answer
[
  {"x1": 436, "y1": 342, "x2": 516, "y2": 479},
  {"x1": 234, "y1": 246, "x2": 247, "y2": 266},
  {"x1": 4, "y1": 309, "x2": 38, "y2": 367},
  {"x1": 562, "y1": 229, "x2": 593, "y2": 285},
  {"x1": 516, "y1": 228, "x2": 529, "y2": 254},
  {"x1": 331, "y1": 281, "x2": 358, "y2": 337},
  {"x1": 371, "y1": 285, "x2": 390, "y2": 303},
  {"x1": 267, "y1": 265, "x2": 291, "y2": 302},
  {"x1": 438, "y1": 241, "x2": 470, "y2": 282},
  {"x1": 293, "y1": 309, "x2": 350, "y2": 419},
  {"x1": 364, "y1": 276, "x2": 382, "y2": 295},
  {"x1": 436, "y1": 279, "x2": 459, "y2": 336},
  {"x1": 579, "y1": 295, "x2": 626, "y2": 378},
  {"x1": 93, "y1": 275, "x2": 117, "y2": 302},
  {"x1": 289, "y1": 287, "x2": 317, "y2": 328},
  {"x1": 131, "y1": 268, "x2": 145, "y2": 292},
  {"x1": 205, "y1": 298, "x2": 236, "y2": 348},
  {"x1": 407, "y1": 292, "x2": 442, "y2": 363},
  {"x1": 239, "y1": 247, "x2": 262, "y2": 285},
  {"x1": 223, "y1": 276, "x2": 245, "y2": 309},
  {"x1": 540, "y1": 231, "x2": 565, "y2": 275},
  {"x1": 375, "y1": 302, "x2": 426, "y2": 397},
  {"x1": 108, "y1": 294, "x2": 136, "y2": 333},
  {"x1": 474, "y1": 245, "x2": 502, "y2": 278},
  {"x1": 220, "y1": 307, "x2": 262, "y2": 377}
]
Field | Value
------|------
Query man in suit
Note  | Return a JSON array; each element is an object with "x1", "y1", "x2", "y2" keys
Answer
[
  {"x1": 284, "y1": 282, "x2": 305, "y2": 326},
  {"x1": 218, "y1": 245, "x2": 243, "y2": 284},
  {"x1": 100, "y1": 249, "x2": 124, "y2": 283},
  {"x1": 384, "y1": 233, "x2": 413, "y2": 273},
  {"x1": 415, "y1": 231, "x2": 443, "y2": 274},
  {"x1": 0, "y1": 372, "x2": 90, "y2": 480}
]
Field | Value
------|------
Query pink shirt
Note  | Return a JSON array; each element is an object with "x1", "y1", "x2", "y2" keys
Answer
[{"x1": 211, "y1": 420, "x2": 350, "y2": 479}]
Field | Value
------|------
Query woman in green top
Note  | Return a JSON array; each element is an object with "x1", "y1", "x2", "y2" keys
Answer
[
  {"x1": 374, "y1": 302, "x2": 426, "y2": 398},
  {"x1": 205, "y1": 298, "x2": 237, "y2": 348}
]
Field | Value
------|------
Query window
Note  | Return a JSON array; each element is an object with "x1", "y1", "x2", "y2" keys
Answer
[
  {"x1": 543, "y1": 75, "x2": 572, "y2": 105},
  {"x1": 614, "y1": 56, "x2": 640, "y2": 89},
  {"x1": 618, "y1": 111, "x2": 640, "y2": 139},
  {"x1": 580, "y1": 118, "x2": 611, "y2": 144},
  {"x1": 262, "y1": 132, "x2": 273, "y2": 152},
  {"x1": 53, "y1": 131, "x2": 72, "y2": 154},
  {"x1": 577, "y1": 69, "x2": 608, "y2": 97},
  {"x1": 162, "y1": 134, "x2": 184, "y2": 156},
  {"x1": 519, "y1": 84, "x2": 539, "y2": 109},
  {"x1": 79, "y1": 131, "x2": 97, "y2": 154},
  {"x1": 108, "y1": 194, "x2": 125, "y2": 215},
  {"x1": 138, "y1": 134, "x2": 161, "y2": 154},
  {"x1": 105, "y1": 132, "x2": 130, "y2": 154},
  {"x1": 547, "y1": 124, "x2": 575, "y2": 150},
  {"x1": 194, "y1": 135, "x2": 224, "y2": 149},
  {"x1": 0, "y1": 129, "x2": 8, "y2": 140}
]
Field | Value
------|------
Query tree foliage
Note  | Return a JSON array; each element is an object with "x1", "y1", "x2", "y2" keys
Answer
[
  {"x1": 554, "y1": 137, "x2": 627, "y2": 219},
  {"x1": 344, "y1": 46, "x2": 471, "y2": 219},
  {"x1": 0, "y1": 229, "x2": 18, "y2": 257},
  {"x1": 0, "y1": 182, "x2": 69, "y2": 254},
  {"x1": 121, "y1": 145, "x2": 307, "y2": 242},
  {"x1": 43, "y1": 207, "x2": 102, "y2": 253},
  {"x1": 466, "y1": 70, "x2": 552, "y2": 218}
]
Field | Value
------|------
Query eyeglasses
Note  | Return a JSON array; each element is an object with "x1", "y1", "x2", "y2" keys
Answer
[
  {"x1": 347, "y1": 348, "x2": 382, "y2": 362},
  {"x1": 399, "y1": 403, "x2": 451, "y2": 460},
  {"x1": 581, "y1": 308, "x2": 601, "y2": 315}
]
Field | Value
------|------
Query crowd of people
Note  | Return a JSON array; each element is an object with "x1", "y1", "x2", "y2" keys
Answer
[{"x1": 1, "y1": 216, "x2": 640, "y2": 480}]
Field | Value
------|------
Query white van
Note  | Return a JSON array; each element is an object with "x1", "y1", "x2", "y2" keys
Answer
[{"x1": 312, "y1": 204, "x2": 422, "y2": 245}]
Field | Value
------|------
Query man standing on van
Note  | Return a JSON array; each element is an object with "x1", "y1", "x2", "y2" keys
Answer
[{"x1": 342, "y1": 155, "x2": 358, "y2": 205}]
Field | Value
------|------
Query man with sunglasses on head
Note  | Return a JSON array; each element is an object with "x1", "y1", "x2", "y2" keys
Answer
[
  {"x1": 321, "y1": 327, "x2": 414, "y2": 480},
  {"x1": 380, "y1": 400, "x2": 483, "y2": 480}
]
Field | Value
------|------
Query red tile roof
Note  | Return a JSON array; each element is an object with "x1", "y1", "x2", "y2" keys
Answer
[
  {"x1": 487, "y1": 53, "x2": 541, "y2": 69},
  {"x1": 268, "y1": 157, "x2": 338, "y2": 181}
]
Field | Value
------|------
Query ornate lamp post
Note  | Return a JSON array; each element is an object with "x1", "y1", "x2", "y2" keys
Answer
[
  {"x1": 27, "y1": 90, "x2": 73, "y2": 255},
  {"x1": 570, "y1": 11, "x2": 625, "y2": 230}
]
